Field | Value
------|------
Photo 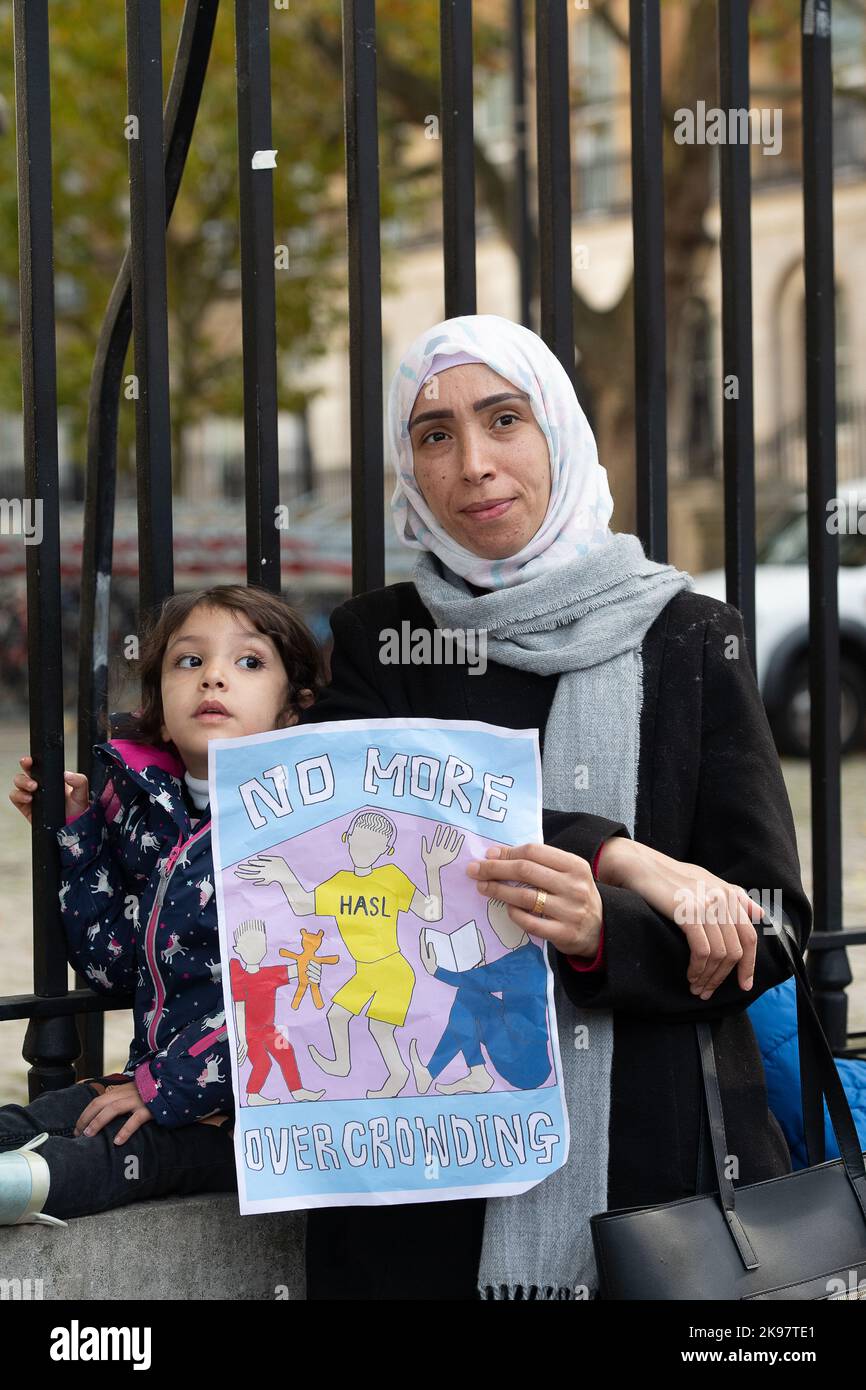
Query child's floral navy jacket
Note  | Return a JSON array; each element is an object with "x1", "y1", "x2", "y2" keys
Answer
[{"x1": 56, "y1": 739, "x2": 231, "y2": 1127}]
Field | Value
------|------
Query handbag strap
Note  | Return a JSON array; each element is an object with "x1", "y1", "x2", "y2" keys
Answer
[
  {"x1": 696, "y1": 1020, "x2": 760, "y2": 1268},
  {"x1": 791, "y1": 928, "x2": 828, "y2": 1166},
  {"x1": 695, "y1": 914, "x2": 866, "y2": 1268}
]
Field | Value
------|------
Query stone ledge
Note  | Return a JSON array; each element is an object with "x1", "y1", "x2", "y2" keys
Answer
[{"x1": 0, "y1": 1194, "x2": 306, "y2": 1300}]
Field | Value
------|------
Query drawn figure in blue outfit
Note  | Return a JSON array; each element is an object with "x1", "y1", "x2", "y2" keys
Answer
[{"x1": 409, "y1": 895, "x2": 552, "y2": 1095}]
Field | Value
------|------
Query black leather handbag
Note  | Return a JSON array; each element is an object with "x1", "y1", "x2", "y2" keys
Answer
[{"x1": 590, "y1": 920, "x2": 866, "y2": 1299}]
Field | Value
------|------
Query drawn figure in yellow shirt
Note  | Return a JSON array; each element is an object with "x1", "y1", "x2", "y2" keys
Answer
[{"x1": 235, "y1": 812, "x2": 464, "y2": 1099}]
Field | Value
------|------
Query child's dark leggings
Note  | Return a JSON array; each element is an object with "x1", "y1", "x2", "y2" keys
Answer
[{"x1": 0, "y1": 1073, "x2": 237, "y2": 1220}]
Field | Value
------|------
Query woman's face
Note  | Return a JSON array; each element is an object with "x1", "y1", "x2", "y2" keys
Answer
[{"x1": 407, "y1": 362, "x2": 551, "y2": 560}]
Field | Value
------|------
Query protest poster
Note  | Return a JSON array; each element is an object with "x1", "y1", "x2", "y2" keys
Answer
[{"x1": 209, "y1": 717, "x2": 569, "y2": 1213}]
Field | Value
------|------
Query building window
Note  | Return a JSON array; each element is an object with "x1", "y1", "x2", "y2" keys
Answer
[
  {"x1": 572, "y1": 13, "x2": 628, "y2": 214},
  {"x1": 678, "y1": 297, "x2": 716, "y2": 478},
  {"x1": 798, "y1": 285, "x2": 852, "y2": 422}
]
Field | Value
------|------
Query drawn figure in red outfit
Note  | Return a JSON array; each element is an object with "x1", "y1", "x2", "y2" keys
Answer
[{"x1": 229, "y1": 918, "x2": 325, "y2": 1104}]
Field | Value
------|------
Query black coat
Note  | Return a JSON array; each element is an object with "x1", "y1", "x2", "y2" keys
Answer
[{"x1": 298, "y1": 581, "x2": 812, "y2": 1300}]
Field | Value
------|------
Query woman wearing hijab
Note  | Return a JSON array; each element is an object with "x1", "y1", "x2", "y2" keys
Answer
[{"x1": 298, "y1": 314, "x2": 811, "y2": 1301}]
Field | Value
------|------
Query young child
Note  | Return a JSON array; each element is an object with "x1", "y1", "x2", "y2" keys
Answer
[{"x1": 4, "y1": 583, "x2": 324, "y2": 1226}]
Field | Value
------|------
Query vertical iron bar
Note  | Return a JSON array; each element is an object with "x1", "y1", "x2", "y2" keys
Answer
[
  {"x1": 12, "y1": 0, "x2": 80, "y2": 1094},
  {"x1": 510, "y1": 0, "x2": 532, "y2": 329},
  {"x1": 79, "y1": 1, "x2": 221, "y2": 786},
  {"x1": 629, "y1": 0, "x2": 667, "y2": 560},
  {"x1": 126, "y1": 0, "x2": 175, "y2": 620},
  {"x1": 440, "y1": 0, "x2": 477, "y2": 317},
  {"x1": 235, "y1": 0, "x2": 281, "y2": 591},
  {"x1": 342, "y1": 0, "x2": 384, "y2": 595},
  {"x1": 802, "y1": 0, "x2": 848, "y2": 1046},
  {"x1": 717, "y1": 1, "x2": 757, "y2": 667},
  {"x1": 535, "y1": 0, "x2": 574, "y2": 383},
  {"x1": 74, "y1": 3, "x2": 221, "y2": 1080}
]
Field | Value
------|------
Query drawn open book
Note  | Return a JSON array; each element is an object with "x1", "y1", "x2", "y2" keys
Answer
[{"x1": 424, "y1": 919, "x2": 484, "y2": 973}]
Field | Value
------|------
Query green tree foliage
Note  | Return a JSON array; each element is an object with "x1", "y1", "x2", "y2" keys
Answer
[{"x1": 0, "y1": 1, "x2": 357, "y2": 485}]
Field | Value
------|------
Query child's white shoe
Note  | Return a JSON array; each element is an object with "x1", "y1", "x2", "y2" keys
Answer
[{"x1": 0, "y1": 1132, "x2": 67, "y2": 1227}]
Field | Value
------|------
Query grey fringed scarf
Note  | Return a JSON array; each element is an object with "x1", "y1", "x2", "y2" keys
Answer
[{"x1": 413, "y1": 530, "x2": 693, "y2": 1299}]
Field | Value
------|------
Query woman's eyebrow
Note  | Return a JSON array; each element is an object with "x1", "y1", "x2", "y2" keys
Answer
[{"x1": 408, "y1": 390, "x2": 530, "y2": 432}]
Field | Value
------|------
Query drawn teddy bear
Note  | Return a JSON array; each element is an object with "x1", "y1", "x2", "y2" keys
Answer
[{"x1": 279, "y1": 929, "x2": 339, "y2": 1011}]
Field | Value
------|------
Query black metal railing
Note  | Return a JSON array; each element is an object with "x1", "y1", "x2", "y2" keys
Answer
[
  {"x1": 4, "y1": 0, "x2": 863, "y2": 1101},
  {"x1": 801, "y1": 0, "x2": 854, "y2": 1051},
  {"x1": 670, "y1": 398, "x2": 866, "y2": 489}
]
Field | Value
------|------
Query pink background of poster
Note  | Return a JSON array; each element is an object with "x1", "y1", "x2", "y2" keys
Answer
[{"x1": 222, "y1": 804, "x2": 557, "y2": 1104}]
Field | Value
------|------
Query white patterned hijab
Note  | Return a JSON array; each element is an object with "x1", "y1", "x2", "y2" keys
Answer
[{"x1": 387, "y1": 313, "x2": 615, "y2": 590}]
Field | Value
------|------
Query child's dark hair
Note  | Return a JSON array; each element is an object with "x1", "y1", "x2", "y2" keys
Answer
[{"x1": 123, "y1": 584, "x2": 325, "y2": 752}]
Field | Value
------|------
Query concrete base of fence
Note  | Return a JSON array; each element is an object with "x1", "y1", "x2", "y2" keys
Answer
[{"x1": 0, "y1": 1194, "x2": 306, "y2": 1300}]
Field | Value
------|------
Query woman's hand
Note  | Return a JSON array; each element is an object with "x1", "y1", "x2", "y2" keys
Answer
[
  {"x1": 597, "y1": 838, "x2": 763, "y2": 999},
  {"x1": 9, "y1": 754, "x2": 90, "y2": 825},
  {"x1": 466, "y1": 843, "x2": 602, "y2": 958},
  {"x1": 73, "y1": 1081, "x2": 153, "y2": 1146}
]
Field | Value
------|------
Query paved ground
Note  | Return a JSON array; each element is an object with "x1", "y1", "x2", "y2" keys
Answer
[{"x1": 1, "y1": 718, "x2": 864, "y2": 1104}]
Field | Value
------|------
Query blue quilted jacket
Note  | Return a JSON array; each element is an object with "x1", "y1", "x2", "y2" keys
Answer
[
  {"x1": 56, "y1": 738, "x2": 231, "y2": 1127},
  {"x1": 748, "y1": 975, "x2": 866, "y2": 1169}
]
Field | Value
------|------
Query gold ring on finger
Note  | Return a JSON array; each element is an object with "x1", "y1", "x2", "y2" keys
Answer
[{"x1": 531, "y1": 887, "x2": 547, "y2": 917}]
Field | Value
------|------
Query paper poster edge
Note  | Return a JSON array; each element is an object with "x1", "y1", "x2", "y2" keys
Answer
[
  {"x1": 236, "y1": 1172, "x2": 559, "y2": 1215},
  {"x1": 210, "y1": 717, "x2": 569, "y2": 1205},
  {"x1": 208, "y1": 716, "x2": 543, "y2": 761}
]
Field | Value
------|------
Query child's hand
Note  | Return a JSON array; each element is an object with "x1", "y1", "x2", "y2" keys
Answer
[
  {"x1": 73, "y1": 1081, "x2": 153, "y2": 1146},
  {"x1": 62, "y1": 770, "x2": 91, "y2": 823},
  {"x1": 9, "y1": 755, "x2": 91, "y2": 825}
]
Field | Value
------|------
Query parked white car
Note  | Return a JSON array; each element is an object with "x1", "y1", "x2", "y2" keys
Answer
[{"x1": 691, "y1": 477, "x2": 866, "y2": 756}]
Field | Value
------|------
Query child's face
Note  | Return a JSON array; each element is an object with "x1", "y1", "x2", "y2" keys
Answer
[{"x1": 159, "y1": 603, "x2": 313, "y2": 778}]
